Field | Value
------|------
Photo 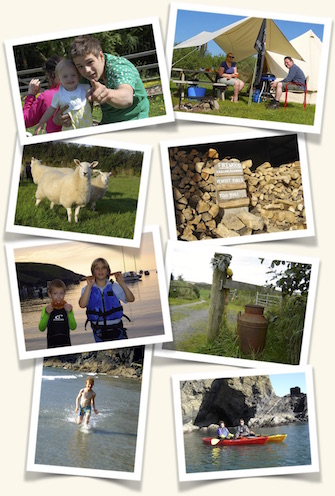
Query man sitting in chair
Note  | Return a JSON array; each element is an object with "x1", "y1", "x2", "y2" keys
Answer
[{"x1": 267, "y1": 56, "x2": 306, "y2": 109}]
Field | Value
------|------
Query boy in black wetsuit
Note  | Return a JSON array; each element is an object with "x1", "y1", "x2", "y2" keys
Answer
[{"x1": 39, "y1": 279, "x2": 77, "y2": 348}]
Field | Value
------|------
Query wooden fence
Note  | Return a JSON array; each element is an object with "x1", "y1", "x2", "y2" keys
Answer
[
  {"x1": 17, "y1": 49, "x2": 161, "y2": 95},
  {"x1": 256, "y1": 292, "x2": 282, "y2": 307}
]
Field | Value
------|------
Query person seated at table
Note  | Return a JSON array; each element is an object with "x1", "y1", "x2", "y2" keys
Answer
[
  {"x1": 217, "y1": 53, "x2": 244, "y2": 102},
  {"x1": 267, "y1": 56, "x2": 306, "y2": 109}
]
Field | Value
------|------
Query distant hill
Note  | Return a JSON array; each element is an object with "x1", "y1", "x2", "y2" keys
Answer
[
  {"x1": 193, "y1": 282, "x2": 211, "y2": 290},
  {"x1": 15, "y1": 262, "x2": 85, "y2": 288}
]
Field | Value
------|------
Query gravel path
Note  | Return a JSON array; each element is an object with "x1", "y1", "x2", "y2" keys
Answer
[
  {"x1": 163, "y1": 301, "x2": 237, "y2": 350},
  {"x1": 163, "y1": 301, "x2": 209, "y2": 350}
]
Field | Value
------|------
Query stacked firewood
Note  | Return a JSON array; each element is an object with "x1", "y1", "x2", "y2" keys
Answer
[{"x1": 169, "y1": 146, "x2": 306, "y2": 241}]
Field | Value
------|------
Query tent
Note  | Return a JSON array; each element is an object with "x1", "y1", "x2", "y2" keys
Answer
[
  {"x1": 174, "y1": 17, "x2": 304, "y2": 63},
  {"x1": 266, "y1": 30, "x2": 321, "y2": 104},
  {"x1": 174, "y1": 17, "x2": 305, "y2": 102}
]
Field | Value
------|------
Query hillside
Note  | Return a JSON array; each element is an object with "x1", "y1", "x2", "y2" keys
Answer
[{"x1": 15, "y1": 262, "x2": 85, "y2": 288}]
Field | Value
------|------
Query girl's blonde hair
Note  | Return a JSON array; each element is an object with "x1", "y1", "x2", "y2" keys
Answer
[
  {"x1": 55, "y1": 59, "x2": 79, "y2": 78},
  {"x1": 90, "y1": 257, "x2": 111, "y2": 278}
]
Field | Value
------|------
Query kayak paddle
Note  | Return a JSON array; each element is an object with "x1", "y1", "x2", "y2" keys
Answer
[{"x1": 210, "y1": 438, "x2": 221, "y2": 446}]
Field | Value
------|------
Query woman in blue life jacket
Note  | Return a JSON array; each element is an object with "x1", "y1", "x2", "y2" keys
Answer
[{"x1": 79, "y1": 257, "x2": 135, "y2": 342}]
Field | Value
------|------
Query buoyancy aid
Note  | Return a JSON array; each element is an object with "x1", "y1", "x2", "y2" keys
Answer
[
  {"x1": 47, "y1": 308, "x2": 71, "y2": 348},
  {"x1": 86, "y1": 282, "x2": 124, "y2": 329}
]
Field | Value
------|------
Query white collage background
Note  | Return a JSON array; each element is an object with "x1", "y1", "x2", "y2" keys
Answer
[{"x1": 1, "y1": 0, "x2": 334, "y2": 494}]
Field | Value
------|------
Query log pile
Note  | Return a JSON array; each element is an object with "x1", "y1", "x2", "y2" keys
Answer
[
  {"x1": 174, "y1": 99, "x2": 220, "y2": 112},
  {"x1": 169, "y1": 146, "x2": 307, "y2": 241}
]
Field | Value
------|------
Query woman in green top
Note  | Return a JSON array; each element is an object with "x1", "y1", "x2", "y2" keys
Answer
[{"x1": 55, "y1": 35, "x2": 149, "y2": 126}]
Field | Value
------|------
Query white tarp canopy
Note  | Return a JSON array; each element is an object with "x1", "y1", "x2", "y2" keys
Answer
[
  {"x1": 174, "y1": 17, "x2": 304, "y2": 63},
  {"x1": 266, "y1": 29, "x2": 321, "y2": 100}
]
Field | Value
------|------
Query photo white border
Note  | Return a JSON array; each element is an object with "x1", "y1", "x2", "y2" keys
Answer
[
  {"x1": 6, "y1": 225, "x2": 173, "y2": 360},
  {"x1": 166, "y1": 3, "x2": 332, "y2": 134},
  {"x1": 5, "y1": 16, "x2": 174, "y2": 146},
  {"x1": 154, "y1": 240, "x2": 319, "y2": 369},
  {"x1": 26, "y1": 344, "x2": 152, "y2": 480},
  {"x1": 6, "y1": 136, "x2": 151, "y2": 248},
  {"x1": 172, "y1": 365, "x2": 319, "y2": 481},
  {"x1": 160, "y1": 129, "x2": 315, "y2": 246}
]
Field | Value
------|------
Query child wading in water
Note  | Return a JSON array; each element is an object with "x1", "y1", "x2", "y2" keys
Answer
[
  {"x1": 75, "y1": 377, "x2": 98, "y2": 425},
  {"x1": 38, "y1": 278, "x2": 77, "y2": 348},
  {"x1": 34, "y1": 59, "x2": 93, "y2": 134},
  {"x1": 79, "y1": 257, "x2": 135, "y2": 342}
]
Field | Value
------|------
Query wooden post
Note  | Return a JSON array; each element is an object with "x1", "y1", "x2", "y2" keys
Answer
[{"x1": 207, "y1": 253, "x2": 232, "y2": 343}]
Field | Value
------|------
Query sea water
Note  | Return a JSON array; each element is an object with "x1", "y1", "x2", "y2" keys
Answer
[
  {"x1": 21, "y1": 271, "x2": 165, "y2": 351},
  {"x1": 34, "y1": 367, "x2": 141, "y2": 473},
  {"x1": 184, "y1": 423, "x2": 312, "y2": 474}
]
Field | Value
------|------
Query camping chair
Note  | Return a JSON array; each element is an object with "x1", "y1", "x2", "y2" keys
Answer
[{"x1": 284, "y1": 76, "x2": 309, "y2": 110}]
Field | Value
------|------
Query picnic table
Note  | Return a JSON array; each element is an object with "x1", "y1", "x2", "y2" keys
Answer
[{"x1": 171, "y1": 68, "x2": 228, "y2": 107}]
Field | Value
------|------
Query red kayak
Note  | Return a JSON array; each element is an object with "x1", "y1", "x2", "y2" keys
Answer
[{"x1": 202, "y1": 436, "x2": 268, "y2": 446}]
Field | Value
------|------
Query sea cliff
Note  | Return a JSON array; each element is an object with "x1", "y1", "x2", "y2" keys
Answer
[
  {"x1": 43, "y1": 347, "x2": 144, "y2": 379},
  {"x1": 181, "y1": 376, "x2": 308, "y2": 433}
]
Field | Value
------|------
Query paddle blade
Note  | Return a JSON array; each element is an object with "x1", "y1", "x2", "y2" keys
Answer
[{"x1": 211, "y1": 438, "x2": 221, "y2": 446}]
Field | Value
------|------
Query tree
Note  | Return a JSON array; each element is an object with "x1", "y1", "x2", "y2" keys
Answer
[
  {"x1": 262, "y1": 259, "x2": 312, "y2": 297},
  {"x1": 13, "y1": 25, "x2": 155, "y2": 72}
]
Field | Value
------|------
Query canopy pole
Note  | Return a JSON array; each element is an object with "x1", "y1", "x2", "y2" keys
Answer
[
  {"x1": 248, "y1": 57, "x2": 258, "y2": 106},
  {"x1": 172, "y1": 46, "x2": 201, "y2": 67}
]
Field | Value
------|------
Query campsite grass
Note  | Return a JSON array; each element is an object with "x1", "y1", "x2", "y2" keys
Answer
[
  {"x1": 170, "y1": 86, "x2": 316, "y2": 126},
  {"x1": 14, "y1": 175, "x2": 139, "y2": 239}
]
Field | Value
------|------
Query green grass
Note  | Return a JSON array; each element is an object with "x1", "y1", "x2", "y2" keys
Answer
[
  {"x1": 170, "y1": 85, "x2": 316, "y2": 126},
  {"x1": 169, "y1": 287, "x2": 210, "y2": 309},
  {"x1": 15, "y1": 175, "x2": 140, "y2": 239},
  {"x1": 144, "y1": 81, "x2": 167, "y2": 118},
  {"x1": 148, "y1": 93, "x2": 166, "y2": 117}
]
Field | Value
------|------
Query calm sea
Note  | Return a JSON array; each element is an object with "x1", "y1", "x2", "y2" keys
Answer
[
  {"x1": 184, "y1": 423, "x2": 311, "y2": 474},
  {"x1": 20, "y1": 271, "x2": 165, "y2": 351},
  {"x1": 34, "y1": 367, "x2": 141, "y2": 472}
]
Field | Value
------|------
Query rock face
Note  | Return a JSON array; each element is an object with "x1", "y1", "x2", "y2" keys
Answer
[
  {"x1": 180, "y1": 376, "x2": 308, "y2": 432},
  {"x1": 43, "y1": 347, "x2": 144, "y2": 379},
  {"x1": 169, "y1": 146, "x2": 306, "y2": 240}
]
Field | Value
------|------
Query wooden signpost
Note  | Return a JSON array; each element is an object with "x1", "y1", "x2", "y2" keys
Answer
[
  {"x1": 207, "y1": 253, "x2": 232, "y2": 343},
  {"x1": 214, "y1": 161, "x2": 250, "y2": 211}
]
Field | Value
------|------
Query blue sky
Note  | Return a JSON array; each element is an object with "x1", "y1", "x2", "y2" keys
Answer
[
  {"x1": 269, "y1": 372, "x2": 306, "y2": 397},
  {"x1": 174, "y1": 10, "x2": 325, "y2": 56}
]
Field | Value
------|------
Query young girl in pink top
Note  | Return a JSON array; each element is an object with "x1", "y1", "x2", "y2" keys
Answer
[{"x1": 23, "y1": 55, "x2": 62, "y2": 134}]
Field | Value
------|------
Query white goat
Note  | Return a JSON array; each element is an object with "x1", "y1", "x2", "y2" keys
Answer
[
  {"x1": 89, "y1": 170, "x2": 112, "y2": 210},
  {"x1": 30, "y1": 157, "x2": 74, "y2": 184},
  {"x1": 35, "y1": 159, "x2": 98, "y2": 222}
]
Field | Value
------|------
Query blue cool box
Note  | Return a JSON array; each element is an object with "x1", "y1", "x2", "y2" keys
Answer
[
  {"x1": 188, "y1": 86, "x2": 206, "y2": 98},
  {"x1": 252, "y1": 89, "x2": 261, "y2": 103}
]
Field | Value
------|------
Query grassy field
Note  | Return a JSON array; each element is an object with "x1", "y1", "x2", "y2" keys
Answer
[
  {"x1": 15, "y1": 175, "x2": 140, "y2": 239},
  {"x1": 170, "y1": 85, "x2": 316, "y2": 126}
]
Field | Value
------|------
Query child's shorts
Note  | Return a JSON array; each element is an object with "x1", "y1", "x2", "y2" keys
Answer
[{"x1": 78, "y1": 405, "x2": 91, "y2": 417}]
